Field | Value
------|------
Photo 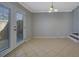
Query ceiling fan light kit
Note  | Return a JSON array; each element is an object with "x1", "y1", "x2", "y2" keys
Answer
[
  {"x1": 54, "y1": 9, "x2": 58, "y2": 12},
  {"x1": 49, "y1": 2, "x2": 58, "y2": 13}
]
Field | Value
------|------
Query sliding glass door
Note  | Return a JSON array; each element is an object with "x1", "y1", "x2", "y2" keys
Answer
[
  {"x1": 0, "y1": 5, "x2": 10, "y2": 52},
  {"x1": 16, "y1": 12, "x2": 23, "y2": 43}
]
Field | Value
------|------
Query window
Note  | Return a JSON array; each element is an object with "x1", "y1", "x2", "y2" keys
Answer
[{"x1": 16, "y1": 12, "x2": 23, "y2": 43}]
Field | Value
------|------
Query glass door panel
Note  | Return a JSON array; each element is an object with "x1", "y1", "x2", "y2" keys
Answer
[
  {"x1": 16, "y1": 12, "x2": 23, "y2": 43},
  {"x1": 0, "y1": 5, "x2": 10, "y2": 52}
]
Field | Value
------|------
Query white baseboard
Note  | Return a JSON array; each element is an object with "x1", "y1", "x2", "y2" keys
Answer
[
  {"x1": 24, "y1": 36, "x2": 32, "y2": 42},
  {"x1": 32, "y1": 36, "x2": 68, "y2": 38}
]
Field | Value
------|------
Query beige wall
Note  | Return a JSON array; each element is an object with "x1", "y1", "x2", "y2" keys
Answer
[
  {"x1": 32, "y1": 12, "x2": 73, "y2": 38},
  {"x1": 72, "y1": 7, "x2": 79, "y2": 33}
]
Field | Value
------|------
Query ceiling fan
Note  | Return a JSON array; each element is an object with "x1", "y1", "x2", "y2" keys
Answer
[{"x1": 49, "y1": 2, "x2": 58, "y2": 13}]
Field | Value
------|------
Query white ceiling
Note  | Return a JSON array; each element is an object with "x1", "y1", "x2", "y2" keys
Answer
[{"x1": 19, "y1": 2, "x2": 79, "y2": 13}]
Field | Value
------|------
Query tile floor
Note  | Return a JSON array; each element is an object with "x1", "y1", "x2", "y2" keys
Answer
[{"x1": 5, "y1": 38, "x2": 79, "y2": 57}]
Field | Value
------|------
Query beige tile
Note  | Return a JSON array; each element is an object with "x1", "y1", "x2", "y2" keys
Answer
[
  {"x1": 56, "y1": 44, "x2": 79, "y2": 57},
  {"x1": 5, "y1": 38, "x2": 79, "y2": 57},
  {"x1": 24, "y1": 50, "x2": 38, "y2": 57},
  {"x1": 45, "y1": 50, "x2": 58, "y2": 57},
  {"x1": 6, "y1": 47, "x2": 26, "y2": 57},
  {"x1": 5, "y1": 52, "x2": 16, "y2": 57},
  {"x1": 14, "y1": 50, "x2": 26, "y2": 57},
  {"x1": 33, "y1": 49, "x2": 47, "y2": 57}
]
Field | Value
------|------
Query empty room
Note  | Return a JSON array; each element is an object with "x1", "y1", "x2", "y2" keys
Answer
[{"x1": 0, "y1": 2, "x2": 79, "y2": 57}]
